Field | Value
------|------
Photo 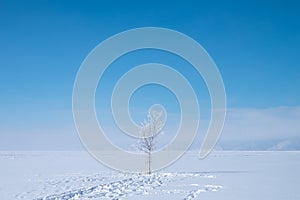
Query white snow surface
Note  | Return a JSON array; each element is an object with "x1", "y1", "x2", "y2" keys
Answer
[{"x1": 0, "y1": 151, "x2": 299, "y2": 199}]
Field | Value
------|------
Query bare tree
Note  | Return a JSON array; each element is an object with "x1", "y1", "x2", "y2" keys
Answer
[{"x1": 139, "y1": 109, "x2": 164, "y2": 174}]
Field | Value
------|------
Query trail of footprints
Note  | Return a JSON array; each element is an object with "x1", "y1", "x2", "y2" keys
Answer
[
  {"x1": 39, "y1": 179, "x2": 131, "y2": 199},
  {"x1": 36, "y1": 174, "x2": 167, "y2": 200},
  {"x1": 19, "y1": 173, "x2": 222, "y2": 200},
  {"x1": 183, "y1": 185, "x2": 223, "y2": 200}
]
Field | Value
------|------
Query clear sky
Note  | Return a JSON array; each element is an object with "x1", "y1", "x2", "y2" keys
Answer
[{"x1": 0, "y1": 0, "x2": 300, "y2": 150}]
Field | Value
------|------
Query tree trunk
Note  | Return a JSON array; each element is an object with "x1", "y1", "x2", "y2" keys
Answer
[{"x1": 148, "y1": 151, "x2": 151, "y2": 174}]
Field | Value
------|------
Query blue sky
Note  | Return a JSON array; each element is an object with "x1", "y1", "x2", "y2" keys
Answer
[{"x1": 0, "y1": 0, "x2": 300, "y2": 150}]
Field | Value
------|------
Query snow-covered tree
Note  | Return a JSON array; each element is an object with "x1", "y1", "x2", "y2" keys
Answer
[{"x1": 139, "y1": 110, "x2": 164, "y2": 174}]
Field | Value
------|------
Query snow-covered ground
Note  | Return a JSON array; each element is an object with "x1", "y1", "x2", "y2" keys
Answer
[{"x1": 1, "y1": 151, "x2": 299, "y2": 199}]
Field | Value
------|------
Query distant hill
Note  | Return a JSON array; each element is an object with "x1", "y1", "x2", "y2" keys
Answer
[
  {"x1": 269, "y1": 139, "x2": 300, "y2": 151},
  {"x1": 216, "y1": 138, "x2": 300, "y2": 151}
]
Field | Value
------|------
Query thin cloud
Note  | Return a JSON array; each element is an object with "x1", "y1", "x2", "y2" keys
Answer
[{"x1": 221, "y1": 106, "x2": 300, "y2": 141}]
